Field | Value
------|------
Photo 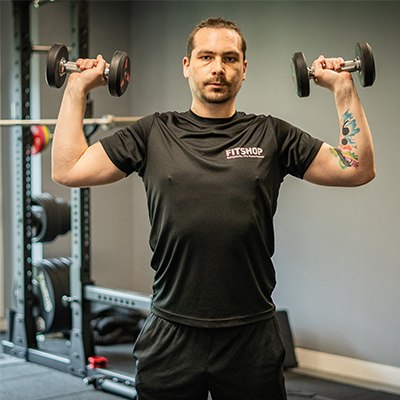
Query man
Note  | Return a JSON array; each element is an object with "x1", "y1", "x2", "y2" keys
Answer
[{"x1": 52, "y1": 18, "x2": 375, "y2": 400}]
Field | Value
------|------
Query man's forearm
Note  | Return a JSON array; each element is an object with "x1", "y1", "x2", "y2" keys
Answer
[{"x1": 332, "y1": 83, "x2": 375, "y2": 184}]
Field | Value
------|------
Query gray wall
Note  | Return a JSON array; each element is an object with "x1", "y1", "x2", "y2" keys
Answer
[{"x1": 1, "y1": 1, "x2": 399, "y2": 370}]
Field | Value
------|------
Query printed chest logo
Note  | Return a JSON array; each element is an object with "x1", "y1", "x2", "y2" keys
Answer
[{"x1": 225, "y1": 147, "x2": 265, "y2": 160}]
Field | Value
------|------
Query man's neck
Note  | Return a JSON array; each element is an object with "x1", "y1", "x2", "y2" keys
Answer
[{"x1": 190, "y1": 100, "x2": 236, "y2": 119}]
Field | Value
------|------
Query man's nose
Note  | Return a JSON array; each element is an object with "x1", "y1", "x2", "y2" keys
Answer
[{"x1": 212, "y1": 58, "x2": 225, "y2": 76}]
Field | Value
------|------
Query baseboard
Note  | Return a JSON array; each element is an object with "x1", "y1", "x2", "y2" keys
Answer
[{"x1": 295, "y1": 347, "x2": 400, "y2": 391}]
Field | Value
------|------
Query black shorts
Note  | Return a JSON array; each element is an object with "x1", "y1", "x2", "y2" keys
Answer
[{"x1": 133, "y1": 313, "x2": 287, "y2": 400}]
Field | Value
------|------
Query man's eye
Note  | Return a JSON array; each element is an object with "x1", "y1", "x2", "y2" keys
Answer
[
  {"x1": 202, "y1": 56, "x2": 211, "y2": 61},
  {"x1": 225, "y1": 57, "x2": 237, "y2": 63}
]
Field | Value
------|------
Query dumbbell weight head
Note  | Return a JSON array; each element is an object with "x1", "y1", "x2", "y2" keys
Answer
[
  {"x1": 108, "y1": 51, "x2": 130, "y2": 97},
  {"x1": 46, "y1": 43, "x2": 69, "y2": 89},
  {"x1": 356, "y1": 41, "x2": 375, "y2": 88},
  {"x1": 291, "y1": 52, "x2": 310, "y2": 98}
]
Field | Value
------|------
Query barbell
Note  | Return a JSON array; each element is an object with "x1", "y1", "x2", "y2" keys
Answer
[
  {"x1": 0, "y1": 115, "x2": 140, "y2": 155},
  {"x1": 0, "y1": 114, "x2": 140, "y2": 129},
  {"x1": 291, "y1": 42, "x2": 376, "y2": 97}
]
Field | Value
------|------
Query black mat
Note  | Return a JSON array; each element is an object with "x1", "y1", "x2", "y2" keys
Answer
[{"x1": 0, "y1": 354, "x2": 122, "y2": 399}]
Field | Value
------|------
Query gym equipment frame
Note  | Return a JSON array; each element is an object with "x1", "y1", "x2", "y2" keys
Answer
[{"x1": 1, "y1": 1, "x2": 146, "y2": 398}]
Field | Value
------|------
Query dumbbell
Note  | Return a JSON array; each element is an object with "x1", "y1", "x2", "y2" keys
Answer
[
  {"x1": 291, "y1": 42, "x2": 375, "y2": 97},
  {"x1": 45, "y1": 43, "x2": 130, "y2": 97}
]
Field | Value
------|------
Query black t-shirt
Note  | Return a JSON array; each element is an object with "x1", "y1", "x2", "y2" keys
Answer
[{"x1": 100, "y1": 110, "x2": 323, "y2": 327}]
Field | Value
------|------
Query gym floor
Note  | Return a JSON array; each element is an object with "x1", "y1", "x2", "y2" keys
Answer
[{"x1": 1, "y1": 334, "x2": 400, "y2": 400}]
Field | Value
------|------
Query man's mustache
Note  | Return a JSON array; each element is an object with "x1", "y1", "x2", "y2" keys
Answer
[{"x1": 205, "y1": 78, "x2": 229, "y2": 85}]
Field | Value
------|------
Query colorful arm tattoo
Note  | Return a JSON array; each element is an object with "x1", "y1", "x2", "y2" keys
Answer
[{"x1": 330, "y1": 109, "x2": 360, "y2": 169}]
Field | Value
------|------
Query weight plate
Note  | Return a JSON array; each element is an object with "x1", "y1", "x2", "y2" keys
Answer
[
  {"x1": 42, "y1": 259, "x2": 71, "y2": 333},
  {"x1": 32, "y1": 196, "x2": 47, "y2": 243},
  {"x1": 46, "y1": 43, "x2": 69, "y2": 89},
  {"x1": 45, "y1": 259, "x2": 64, "y2": 295},
  {"x1": 50, "y1": 258, "x2": 70, "y2": 296},
  {"x1": 55, "y1": 197, "x2": 71, "y2": 237},
  {"x1": 32, "y1": 193, "x2": 52, "y2": 242},
  {"x1": 49, "y1": 258, "x2": 72, "y2": 332},
  {"x1": 53, "y1": 257, "x2": 72, "y2": 307},
  {"x1": 30, "y1": 125, "x2": 45, "y2": 155},
  {"x1": 32, "y1": 193, "x2": 71, "y2": 243},
  {"x1": 41, "y1": 125, "x2": 50, "y2": 151},
  {"x1": 57, "y1": 257, "x2": 73, "y2": 286},
  {"x1": 31, "y1": 204, "x2": 43, "y2": 240},
  {"x1": 108, "y1": 51, "x2": 130, "y2": 97},
  {"x1": 356, "y1": 42, "x2": 375, "y2": 87},
  {"x1": 33, "y1": 261, "x2": 56, "y2": 333},
  {"x1": 291, "y1": 52, "x2": 310, "y2": 97},
  {"x1": 41, "y1": 259, "x2": 64, "y2": 326}
]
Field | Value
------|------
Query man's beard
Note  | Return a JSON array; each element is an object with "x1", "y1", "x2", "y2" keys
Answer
[{"x1": 198, "y1": 78, "x2": 236, "y2": 104}]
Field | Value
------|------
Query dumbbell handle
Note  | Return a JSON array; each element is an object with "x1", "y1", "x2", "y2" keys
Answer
[
  {"x1": 60, "y1": 59, "x2": 110, "y2": 79},
  {"x1": 308, "y1": 59, "x2": 361, "y2": 79}
]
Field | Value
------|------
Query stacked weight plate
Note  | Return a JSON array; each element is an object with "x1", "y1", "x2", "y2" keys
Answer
[{"x1": 32, "y1": 257, "x2": 72, "y2": 334}]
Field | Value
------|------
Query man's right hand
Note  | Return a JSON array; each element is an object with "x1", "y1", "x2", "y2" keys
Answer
[{"x1": 67, "y1": 54, "x2": 108, "y2": 95}]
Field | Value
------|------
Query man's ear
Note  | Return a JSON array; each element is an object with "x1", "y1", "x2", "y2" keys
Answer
[
  {"x1": 183, "y1": 57, "x2": 190, "y2": 79},
  {"x1": 243, "y1": 60, "x2": 248, "y2": 81}
]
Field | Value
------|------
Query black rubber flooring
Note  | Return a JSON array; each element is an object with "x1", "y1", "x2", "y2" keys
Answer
[{"x1": 1, "y1": 339, "x2": 400, "y2": 400}]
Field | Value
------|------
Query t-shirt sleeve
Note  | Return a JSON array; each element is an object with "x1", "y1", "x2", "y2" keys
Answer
[
  {"x1": 99, "y1": 114, "x2": 154, "y2": 177},
  {"x1": 273, "y1": 117, "x2": 324, "y2": 179}
]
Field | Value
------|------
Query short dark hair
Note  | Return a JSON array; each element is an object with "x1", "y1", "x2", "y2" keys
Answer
[{"x1": 186, "y1": 18, "x2": 247, "y2": 61}]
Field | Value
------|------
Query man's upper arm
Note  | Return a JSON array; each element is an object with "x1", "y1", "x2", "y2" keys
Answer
[{"x1": 55, "y1": 141, "x2": 126, "y2": 187}]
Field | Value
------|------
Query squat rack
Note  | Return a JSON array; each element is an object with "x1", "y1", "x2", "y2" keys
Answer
[{"x1": 1, "y1": 1, "x2": 149, "y2": 398}]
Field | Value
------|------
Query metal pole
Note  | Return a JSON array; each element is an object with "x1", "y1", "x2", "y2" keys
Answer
[
  {"x1": 31, "y1": 45, "x2": 72, "y2": 53},
  {"x1": 0, "y1": 115, "x2": 141, "y2": 129}
]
